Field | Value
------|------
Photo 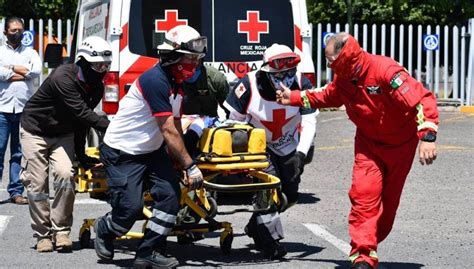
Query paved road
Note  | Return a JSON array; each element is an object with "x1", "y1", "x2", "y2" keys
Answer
[{"x1": 0, "y1": 110, "x2": 472, "y2": 268}]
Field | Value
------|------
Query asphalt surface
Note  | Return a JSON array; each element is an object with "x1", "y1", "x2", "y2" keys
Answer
[{"x1": 0, "y1": 110, "x2": 472, "y2": 268}]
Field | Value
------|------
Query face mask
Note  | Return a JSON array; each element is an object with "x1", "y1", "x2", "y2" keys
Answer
[
  {"x1": 268, "y1": 72, "x2": 296, "y2": 91},
  {"x1": 184, "y1": 65, "x2": 202, "y2": 84},
  {"x1": 169, "y1": 62, "x2": 196, "y2": 84},
  {"x1": 76, "y1": 57, "x2": 106, "y2": 85},
  {"x1": 7, "y1": 32, "x2": 23, "y2": 45}
]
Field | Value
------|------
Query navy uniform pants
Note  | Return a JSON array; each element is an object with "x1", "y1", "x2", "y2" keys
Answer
[{"x1": 96, "y1": 143, "x2": 181, "y2": 257}]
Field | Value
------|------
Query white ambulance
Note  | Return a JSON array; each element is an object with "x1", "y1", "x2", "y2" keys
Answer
[{"x1": 67, "y1": 0, "x2": 316, "y2": 115}]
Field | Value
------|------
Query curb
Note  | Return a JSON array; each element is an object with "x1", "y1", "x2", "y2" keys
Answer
[{"x1": 460, "y1": 106, "x2": 474, "y2": 113}]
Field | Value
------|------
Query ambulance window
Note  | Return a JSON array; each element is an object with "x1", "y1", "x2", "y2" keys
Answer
[
  {"x1": 212, "y1": 0, "x2": 295, "y2": 62},
  {"x1": 129, "y1": 0, "x2": 203, "y2": 58},
  {"x1": 81, "y1": 2, "x2": 110, "y2": 40},
  {"x1": 128, "y1": 0, "x2": 295, "y2": 62}
]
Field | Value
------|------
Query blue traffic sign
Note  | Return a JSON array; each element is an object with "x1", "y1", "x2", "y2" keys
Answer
[
  {"x1": 322, "y1": 32, "x2": 335, "y2": 48},
  {"x1": 22, "y1": 30, "x2": 35, "y2": 47},
  {"x1": 423, "y1": 34, "x2": 439, "y2": 51}
]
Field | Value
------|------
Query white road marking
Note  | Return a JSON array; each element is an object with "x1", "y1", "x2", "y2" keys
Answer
[
  {"x1": 0, "y1": 215, "x2": 12, "y2": 237},
  {"x1": 303, "y1": 223, "x2": 351, "y2": 254},
  {"x1": 303, "y1": 223, "x2": 387, "y2": 269},
  {"x1": 74, "y1": 199, "x2": 107, "y2": 205}
]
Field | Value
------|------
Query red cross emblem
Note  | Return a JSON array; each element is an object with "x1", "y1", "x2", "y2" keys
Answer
[
  {"x1": 260, "y1": 109, "x2": 295, "y2": 141},
  {"x1": 155, "y1": 10, "x2": 188, "y2": 33},
  {"x1": 237, "y1": 11, "x2": 269, "y2": 43}
]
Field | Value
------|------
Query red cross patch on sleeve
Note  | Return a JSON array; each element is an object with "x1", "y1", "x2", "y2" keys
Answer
[{"x1": 234, "y1": 82, "x2": 246, "y2": 99}]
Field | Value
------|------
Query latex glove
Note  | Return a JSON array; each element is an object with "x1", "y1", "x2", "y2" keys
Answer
[
  {"x1": 284, "y1": 151, "x2": 306, "y2": 182},
  {"x1": 185, "y1": 164, "x2": 204, "y2": 190}
]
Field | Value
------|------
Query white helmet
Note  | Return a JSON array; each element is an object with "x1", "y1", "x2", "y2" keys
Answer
[
  {"x1": 157, "y1": 25, "x2": 207, "y2": 57},
  {"x1": 76, "y1": 36, "x2": 112, "y2": 63},
  {"x1": 261, "y1": 43, "x2": 301, "y2": 73}
]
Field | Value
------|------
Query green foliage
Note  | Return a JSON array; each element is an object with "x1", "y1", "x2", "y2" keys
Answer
[
  {"x1": 0, "y1": 0, "x2": 77, "y2": 21},
  {"x1": 307, "y1": 0, "x2": 474, "y2": 26}
]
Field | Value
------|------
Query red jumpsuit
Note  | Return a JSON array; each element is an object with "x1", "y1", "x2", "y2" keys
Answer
[{"x1": 289, "y1": 36, "x2": 439, "y2": 268}]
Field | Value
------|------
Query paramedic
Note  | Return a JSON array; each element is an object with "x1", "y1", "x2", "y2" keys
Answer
[
  {"x1": 223, "y1": 43, "x2": 318, "y2": 259},
  {"x1": 20, "y1": 36, "x2": 111, "y2": 252},
  {"x1": 93, "y1": 25, "x2": 205, "y2": 269},
  {"x1": 276, "y1": 32, "x2": 438, "y2": 269},
  {"x1": 181, "y1": 62, "x2": 230, "y2": 155}
]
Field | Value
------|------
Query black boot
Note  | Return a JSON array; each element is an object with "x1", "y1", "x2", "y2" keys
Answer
[
  {"x1": 244, "y1": 223, "x2": 264, "y2": 250},
  {"x1": 351, "y1": 261, "x2": 373, "y2": 269},
  {"x1": 94, "y1": 216, "x2": 114, "y2": 260},
  {"x1": 134, "y1": 251, "x2": 179, "y2": 268},
  {"x1": 263, "y1": 240, "x2": 287, "y2": 260}
]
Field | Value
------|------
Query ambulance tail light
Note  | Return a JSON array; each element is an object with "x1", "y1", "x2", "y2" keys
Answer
[
  {"x1": 102, "y1": 72, "x2": 119, "y2": 115},
  {"x1": 303, "y1": 72, "x2": 316, "y2": 87}
]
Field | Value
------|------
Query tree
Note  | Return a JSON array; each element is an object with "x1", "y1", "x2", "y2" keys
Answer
[
  {"x1": 0, "y1": 0, "x2": 77, "y2": 21},
  {"x1": 307, "y1": 0, "x2": 474, "y2": 27}
]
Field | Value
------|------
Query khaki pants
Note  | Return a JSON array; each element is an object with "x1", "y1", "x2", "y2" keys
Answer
[{"x1": 20, "y1": 127, "x2": 76, "y2": 238}]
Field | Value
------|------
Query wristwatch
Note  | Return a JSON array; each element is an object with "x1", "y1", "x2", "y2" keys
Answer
[{"x1": 421, "y1": 131, "x2": 437, "y2": 142}]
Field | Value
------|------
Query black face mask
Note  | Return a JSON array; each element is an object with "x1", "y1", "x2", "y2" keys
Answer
[
  {"x1": 7, "y1": 32, "x2": 23, "y2": 45},
  {"x1": 76, "y1": 57, "x2": 106, "y2": 86}
]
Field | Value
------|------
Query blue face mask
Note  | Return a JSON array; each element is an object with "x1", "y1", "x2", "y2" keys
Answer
[{"x1": 185, "y1": 65, "x2": 202, "y2": 83}]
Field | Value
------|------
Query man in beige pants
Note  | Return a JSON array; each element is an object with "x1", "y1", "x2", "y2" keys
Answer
[{"x1": 20, "y1": 36, "x2": 111, "y2": 252}]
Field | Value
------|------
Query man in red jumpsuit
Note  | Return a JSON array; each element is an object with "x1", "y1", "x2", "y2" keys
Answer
[{"x1": 277, "y1": 32, "x2": 438, "y2": 269}]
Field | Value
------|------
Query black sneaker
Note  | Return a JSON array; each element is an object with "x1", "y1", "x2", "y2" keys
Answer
[
  {"x1": 352, "y1": 261, "x2": 373, "y2": 269},
  {"x1": 134, "y1": 252, "x2": 179, "y2": 269},
  {"x1": 263, "y1": 241, "x2": 287, "y2": 260},
  {"x1": 94, "y1": 217, "x2": 114, "y2": 260}
]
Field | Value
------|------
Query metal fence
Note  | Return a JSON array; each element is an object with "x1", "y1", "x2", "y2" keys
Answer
[
  {"x1": 314, "y1": 19, "x2": 474, "y2": 106},
  {"x1": 0, "y1": 18, "x2": 73, "y2": 85},
  {"x1": 1, "y1": 18, "x2": 473, "y2": 105}
]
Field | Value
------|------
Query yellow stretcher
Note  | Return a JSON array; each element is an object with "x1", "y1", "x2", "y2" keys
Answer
[{"x1": 75, "y1": 124, "x2": 285, "y2": 254}]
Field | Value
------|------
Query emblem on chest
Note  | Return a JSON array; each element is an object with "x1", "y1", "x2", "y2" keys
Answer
[
  {"x1": 260, "y1": 108, "x2": 296, "y2": 140},
  {"x1": 366, "y1": 85, "x2": 381, "y2": 95}
]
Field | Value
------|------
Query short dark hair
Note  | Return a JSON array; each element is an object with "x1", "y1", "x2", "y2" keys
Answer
[{"x1": 5, "y1": 16, "x2": 24, "y2": 32}]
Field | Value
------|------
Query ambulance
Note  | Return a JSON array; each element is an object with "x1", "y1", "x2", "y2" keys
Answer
[{"x1": 67, "y1": 0, "x2": 316, "y2": 116}]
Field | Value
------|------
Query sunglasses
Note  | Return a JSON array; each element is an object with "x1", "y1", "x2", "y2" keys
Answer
[
  {"x1": 179, "y1": 53, "x2": 203, "y2": 65},
  {"x1": 90, "y1": 62, "x2": 111, "y2": 73},
  {"x1": 266, "y1": 54, "x2": 301, "y2": 70},
  {"x1": 270, "y1": 68, "x2": 297, "y2": 80},
  {"x1": 165, "y1": 36, "x2": 207, "y2": 54}
]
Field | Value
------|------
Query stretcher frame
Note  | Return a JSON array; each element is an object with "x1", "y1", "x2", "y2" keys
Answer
[{"x1": 75, "y1": 147, "x2": 283, "y2": 254}]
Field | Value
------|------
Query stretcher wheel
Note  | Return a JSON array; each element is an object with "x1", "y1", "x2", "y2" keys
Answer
[
  {"x1": 220, "y1": 232, "x2": 233, "y2": 254},
  {"x1": 79, "y1": 229, "x2": 91, "y2": 248},
  {"x1": 206, "y1": 196, "x2": 218, "y2": 218}
]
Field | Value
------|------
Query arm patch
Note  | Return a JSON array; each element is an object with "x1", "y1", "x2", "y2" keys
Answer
[{"x1": 390, "y1": 72, "x2": 407, "y2": 89}]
